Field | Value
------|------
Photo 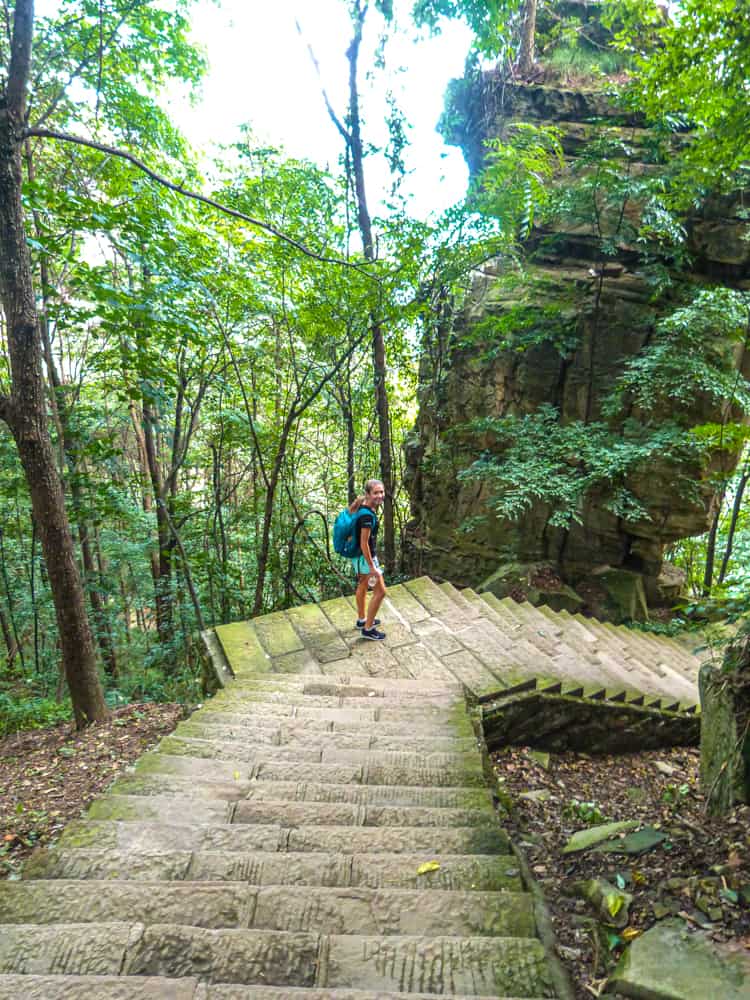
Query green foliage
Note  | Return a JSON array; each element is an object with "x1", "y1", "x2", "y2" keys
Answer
[
  {"x1": 605, "y1": 289, "x2": 750, "y2": 419},
  {"x1": 563, "y1": 798, "x2": 610, "y2": 826},
  {"x1": 605, "y1": 0, "x2": 750, "y2": 200},
  {"x1": 459, "y1": 303, "x2": 580, "y2": 359},
  {"x1": 474, "y1": 124, "x2": 564, "y2": 240},
  {"x1": 458, "y1": 405, "x2": 700, "y2": 529},
  {"x1": 0, "y1": 693, "x2": 72, "y2": 738}
]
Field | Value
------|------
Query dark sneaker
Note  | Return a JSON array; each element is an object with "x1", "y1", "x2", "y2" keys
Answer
[
  {"x1": 355, "y1": 618, "x2": 380, "y2": 628},
  {"x1": 360, "y1": 626, "x2": 386, "y2": 641}
]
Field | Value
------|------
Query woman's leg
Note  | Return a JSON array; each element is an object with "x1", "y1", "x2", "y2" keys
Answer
[
  {"x1": 355, "y1": 573, "x2": 369, "y2": 621},
  {"x1": 364, "y1": 572, "x2": 386, "y2": 629}
]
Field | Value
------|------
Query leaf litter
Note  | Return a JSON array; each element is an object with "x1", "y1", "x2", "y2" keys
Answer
[
  {"x1": 492, "y1": 744, "x2": 750, "y2": 998},
  {"x1": 0, "y1": 701, "x2": 185, "y2": 878}
]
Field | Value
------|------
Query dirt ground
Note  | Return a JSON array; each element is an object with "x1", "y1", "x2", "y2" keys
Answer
[
  {"x1": 493, "y1": 744, "x2": 750, "y2": 998},
  {"x1": 0, "y1": 701, "x2": 185, "y2": 878}
]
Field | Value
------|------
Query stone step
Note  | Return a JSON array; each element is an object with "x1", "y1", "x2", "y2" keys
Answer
[
  {"x1": 133, "y1": 752, "x2": 487, "y2": 788},
  {"x1": 204, "y1": 989, "x2": 547, "y2": 1000},
  {"x1": 404, "y1": 577, "x2": 475, "y2": 627},
  {"x1": 90, "y1": 793, "x2": 497, "y2": 830},
  {"x1": 0, "y1": 881, "x2": 535, "y2": 938},
  {"x1": 212, "y1": 690, "x2": 460, "y2": 710},
  {"x1": 225, "y1": 676, "x2": 463, "y2": 698},
  {"x1": 0, "y1": 975, "x2": 201, "y2": 999},
  {"x1": 58, "y1": 818, "x2": 509, "y2": 856},
  {"x1": 0, "y1": 923, "x2": 553, "y2": 995},
  {"x1": 156, "y1": 735, "x2": 485, "y2": 775},
  {"x1": 194, "y1": 709, "x2": 470, "y2": 738},
  {"x1": 0, "y1": 977, "x2": 549, "y2": 1000},
  {"x1": 206, "y1": 699, "x2": 468, "y2": 726},
  {"x1": 24, "y1": 849, "x2": 523, "y2": 892},
  {"x1": 175, "y1": 721, "x2": 476, "y2": 753},
  {"x1": 438, "y1": 581, "x2": 484, "y2": 620},
  {"x1": 110, "y1": 774, "x2": 494, "y2": 810},
  {"x1": 382, "y1": 583, "x2": 432, "y2": 625},
  {"x1": 232, "y1": 800, "x2": 496, "y2": 829}
]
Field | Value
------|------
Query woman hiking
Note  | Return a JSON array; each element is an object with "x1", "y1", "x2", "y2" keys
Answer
[{"x1": 349, "y1": 479, "x2": 387, "y2": 640}]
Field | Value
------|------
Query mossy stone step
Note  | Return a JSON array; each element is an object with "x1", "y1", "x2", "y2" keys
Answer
[
  {"x1": 156, "y1": 735, "x2": 485, "y2": 776},
  {"x1": 194, "y1": 709, "x2": 475, "y2": 738},
  {"x1": 0, "y1": 978, "x2": 546, "y2": 999},
  {"x1": 382, "y1": 583, "x2": 432, "y2": 624},
  {"x1": 204, "y1": 989, "x2": 548, "y2": 1000},
  {"x1": 225, "y1": 676, "x2": 463, "y2": 697},
  {"x1": 0, "y1": 975, "x2": 199, "y2": 1000},
  {"x1": 324, "y1": 933, "x2": 553, "y2": 996},
  {"x1": 214, "y1": 622, "x2": 270, "y2": 677},
  {"x1": 175, "y1": 722, "x2": 476, "y2": 753},
  {"x1": 404, "y1": 578, "x2": 474, "y2": 626},
  {"x1": 133, "y1": 752, "x2": 486, "y2": 789},
  {"x1": 1, "y1": 924, "x2": 552, "y2": 994},
  {"x1": 0, "y1": 881, "x2": 534, "y2": 938},
  {"x1": 282, "y1": 824, "x2": 509, "y2": 856},
  {"x1": 57, "y1": 818, "x2": 508, "y2": 856},
  {"x1": 112, "y1": 774, "x2": 493, "y2": 810},
  {"x1": 24, "y1": 848, "x2": 523, "y2": 893},
  {"x1": 233, "y1": 800, "x2": 496, "y2": 829},
  {"x1": 58, "y1": 819, "x2": 283, "y2": 854}
]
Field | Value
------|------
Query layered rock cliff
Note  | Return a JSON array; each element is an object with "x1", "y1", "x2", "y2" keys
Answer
[{"x1": 405, "y1": 71, "x2": 750, "y2": 621}]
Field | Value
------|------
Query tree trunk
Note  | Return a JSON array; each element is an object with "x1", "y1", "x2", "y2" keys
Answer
[
  {"x1": 141, "y1": 398, "x2": 175, "y2": 653},
  {"x1": 346, "y1": 10, "x2": 396, "y2": 573},
  {"x1": 718, "y1": 459, "x2": 749, "y2": 584},
  {"x1": 0, "y1": 0, "x2": 108, "y2": 726},
  {"x1": 517, "y1": 0, "x2": 538, "y2": 77}
]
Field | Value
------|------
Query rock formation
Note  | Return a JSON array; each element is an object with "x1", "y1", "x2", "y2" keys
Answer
[{"x1": 405, "y1": 69, "x2": 750, "y2": 621}]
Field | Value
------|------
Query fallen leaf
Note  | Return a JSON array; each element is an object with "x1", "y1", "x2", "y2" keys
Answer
[{"x1": 416, "y1": 861, "x2": 441, "y2": 875}]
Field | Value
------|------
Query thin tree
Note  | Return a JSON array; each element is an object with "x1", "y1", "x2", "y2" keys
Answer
[
  {"x1": 0, "y1": 0, "x2": 109, "y2": 725},
  {"x1": 301, "y1": 2, "x2": 397, "y2": 573}
]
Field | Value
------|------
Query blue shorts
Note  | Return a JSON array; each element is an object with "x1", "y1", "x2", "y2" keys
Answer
[{"x1": 351, "y1": 554, "x2": 382, "y2": 577}]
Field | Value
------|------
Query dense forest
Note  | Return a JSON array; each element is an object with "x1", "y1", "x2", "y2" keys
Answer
[{"x1": 1, "y1": 0, "x2": 749, "y2": 762}]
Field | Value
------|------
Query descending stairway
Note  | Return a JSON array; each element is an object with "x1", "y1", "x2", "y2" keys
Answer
[{"x1": 0, "y1": 577, "x2": 705, "y2": 999}]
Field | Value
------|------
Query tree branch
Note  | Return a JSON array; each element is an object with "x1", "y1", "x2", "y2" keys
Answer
[
  {"x1": 25, "y1": 126, "x2": 378, "y2": 274},
  {"x1": 295, "y1": 19, "x2": 351, "y2": 146}
]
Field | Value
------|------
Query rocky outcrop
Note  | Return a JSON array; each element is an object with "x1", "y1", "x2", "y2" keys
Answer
[{"x1": 405, "y1": 71, "x2": 750, "y2": 617}]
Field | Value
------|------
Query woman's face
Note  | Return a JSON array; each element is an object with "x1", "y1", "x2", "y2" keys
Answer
[{"x1": 366, "y1": 482, "x2": 385, "y2": 509}]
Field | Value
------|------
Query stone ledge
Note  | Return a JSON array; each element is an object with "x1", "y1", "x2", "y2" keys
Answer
[{"x1": 481, "y1": 681, "x2": 700, "y2": 754}]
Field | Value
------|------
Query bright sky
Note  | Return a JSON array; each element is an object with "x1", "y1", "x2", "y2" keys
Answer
[{"x1": 158, "y1": 0, "x2": 474, "y2": 219}]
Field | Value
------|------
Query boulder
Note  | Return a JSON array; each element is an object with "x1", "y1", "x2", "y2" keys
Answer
[{"x1": 608, "y1": 918, "x2": 750, "y2": 999}]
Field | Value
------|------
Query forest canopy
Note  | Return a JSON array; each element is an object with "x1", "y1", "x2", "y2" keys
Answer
[{"x1": 0, "y1": 0, "x2": 748, "y2": 741}]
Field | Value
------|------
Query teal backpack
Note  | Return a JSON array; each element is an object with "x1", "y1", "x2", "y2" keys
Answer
[{"x1": 332, "y1": 507, "x2": 375, "y2": 558}]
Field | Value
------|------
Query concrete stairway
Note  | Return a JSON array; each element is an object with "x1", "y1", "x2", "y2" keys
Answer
[{"x1": 0, "y1": 577, "x2": 704, "y2": 998}]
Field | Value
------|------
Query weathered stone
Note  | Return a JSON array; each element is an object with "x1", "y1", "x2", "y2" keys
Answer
[
  {"x1": 0, "y1": 975, "x2": 199, "y2": 1000},
  {"x1": 0, "y1": 882, "x2": 251, "y2": 928},
  {"x1": 215, "y1": 623, "x2": 270, "y2": 678},
  {"x1": 286, "y1": 824, "x2": 509, "y2": 856},
  {"x1": 324, "y1": 934, "x2": 553, "y2": 995},
  {"x1": 349, "y1": 854, "x2": 522, "y2": 892},
  {"x1": 249, "y1": 886, "x2": 534, "y2": 937},
  {"x1": 251, "y1": 612, "x2": 305, "y2": 658},
  {"x1": 22, "y1": 849, "x2": 193, "y2": 882},
  {"x1": 609, "y1": 918, "x2": 750, "y2": 999},
  {"x1": 123, "y1": 926, "x2": 320, "y2": 986},
  {"x1": 58, "y1": 820, "x2": 282, "y2": 854},
  {"x1": 0, "y1": 923, "x2": 137, "y2": 976}
]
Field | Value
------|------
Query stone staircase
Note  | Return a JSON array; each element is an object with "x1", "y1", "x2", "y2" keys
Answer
[{"x1": 0, "y1": 577, "x2": 705, "y2": 999}]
